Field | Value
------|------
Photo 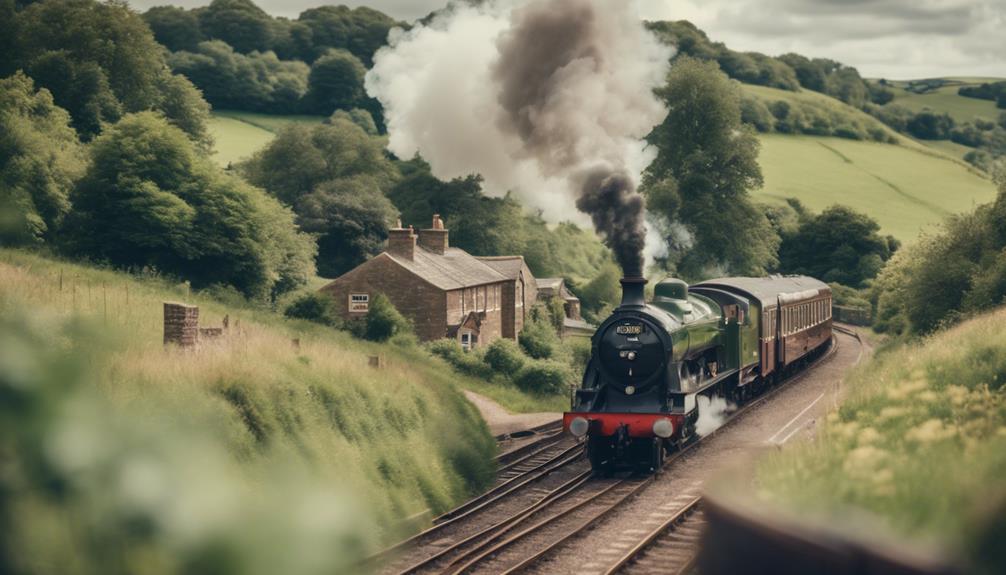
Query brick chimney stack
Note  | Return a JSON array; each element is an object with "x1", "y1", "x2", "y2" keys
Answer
[
  {"x1": 417, "y1": 214, "x2": 449, "y2": 255},
  {"x1": 387, "y1": 221, "x2": 416, "y2": 260}
]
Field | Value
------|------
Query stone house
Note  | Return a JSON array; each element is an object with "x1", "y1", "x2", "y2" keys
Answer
[
  {"x1": 320, "y1": 216, "x2": 537, "y2": 349},
  {"x1": 535, "y1": 277, "x2": 595, "y2": 338}
]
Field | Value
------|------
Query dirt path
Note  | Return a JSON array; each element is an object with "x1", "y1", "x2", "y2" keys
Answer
[{"x1": 463, "y1": 390, "x2": 561, "y2": 437}]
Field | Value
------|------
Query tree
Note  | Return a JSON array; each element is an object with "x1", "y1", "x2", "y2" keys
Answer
[
  {"x1": 304, "y1": 49, "x2": 367, "y2": 115},
  {"x1": 243, "y1": 116, "x2": 398, "y2": 206},
  {"x1": 0, "y1": 73, "x2": 85, "y2": 245},
  {"x1": 906, "y1": 110, "x2": 955, "y2": 140},
  {"x1": 65, "y1": 113, "x2": 315, "y2": 300},
  {"x1": 155, "y1": 73, "x2": 213, "y2": 149},
  {"x1": 11, "y1": 0, "x2": 213, "y2": 140},
  {"x1": 388, "y1": 158, "x2": 525, "y2": 258},
  {"x1": 644, "y1": 57, "x2": 778, "y2": 278},
  {"x1": 296, "y1": 176, "x2": 398, "y2": 278},
  {"x1": 298, "y1": 5, "x2": 399, "y2": 65},
  {"x1": 197, "y1": 0, "x2": 274, "y2": 54},
  {"x1": 242, "y1": 117, "x2": 399, "y2": 275},
  {"x1": 143, "y1": 5, "x2": 204, "y2": 52},
  {"x1": 778, "y1": 205, "x2": 897, "y2": 288},
  {"x1": 16, "y1": 0, "x2": 165, "y2": 112},
  {"x1": 167, "y1": 41, "x2": 309, "y2": 113}
]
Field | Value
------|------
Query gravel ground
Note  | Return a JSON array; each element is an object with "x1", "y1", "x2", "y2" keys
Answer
[
  {"x1": 527, "y1": 329, "x2": 868, "y2": 574},
  {"x1": 464, "y1": 390, "x2": 561, "y2": 436}
]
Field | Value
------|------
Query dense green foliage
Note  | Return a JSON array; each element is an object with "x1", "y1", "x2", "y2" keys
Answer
[
  {"x1": 645, "y1": 57, "x2": 779, "y2": 279},
  {"x1": 5, "y1": 0, "x2": 210, "y2": 141},
  {"x1": 284, "y1": 291, "x2": 340, "y2": 326},
  {"x1": 959, "y1": 81, "x2": 1006, "y2": 109},
  {"x1": 646, "y1": 21, "x2": 874, "y2": 108},
  {"x1": 514, "y1": 360, "x2": 572, "y2": 395},
  {"x1": 778, "y1": 205, "x2": 899, "y2": 288},
  {"x1": 147, "y1": 0, "x2": 400, "y2": 118},
  {"x1": 873, "y1": 172, "x2": 1006, "y2": 335},
  {"x1": 168, "y1": 41, "x2": 310, "y2": 114},
  {"x1": 483, "y1": 338, "x2": 527, "y2": 375},
  {"x1": 741, "y1": 88, "x2": 893, "y2": 143},
  {"x1": 304, "y1": 48, "x2": 368, "y2": 114},
  {"x1": 756, "y1": 307, "x2": 1006, "y2": 575},
  {"x1": 64, "y1": 113, "x2": 315, "y2": 300},
  {"x1": 363, "y1": 292, "x2": 412, "y2": 342},
  {"x1": 242, "y1": 116, "x2": 399, "y2": 277},
  {"x1": 0, "y1": 73, "x2": 84, "y2": 245}
]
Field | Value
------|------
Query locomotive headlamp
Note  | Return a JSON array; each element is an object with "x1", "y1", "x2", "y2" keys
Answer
[
  {"x1": 652, "y1": 418, "x2": 674, "y2": 438},
  {"x1": 569, "y1": 417, "x2": 590, "y2": 438}
]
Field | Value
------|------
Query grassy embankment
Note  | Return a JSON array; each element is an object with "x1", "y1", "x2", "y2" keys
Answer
[
  {"x1": 0, "y1": 249, "x2": 520, "y2": 546},
  {"x1": 755, "y1": 309, "x2": 1006, "y2": 571},
  {"x1": 715, "y1": 84, "x2": 999, "y2": 243}
]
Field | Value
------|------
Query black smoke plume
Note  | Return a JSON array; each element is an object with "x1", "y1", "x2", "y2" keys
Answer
[
  {"x1": 492, "y1": 0, "x2": 652, "y2": 277},
  {"x1": 575, "y1": 168, "x2": 646, "y2": 277}
]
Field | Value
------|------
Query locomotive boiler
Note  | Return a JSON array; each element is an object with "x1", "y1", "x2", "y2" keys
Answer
[{"x1": 564, "y1": 275, "x2": 832, "y2": 473}]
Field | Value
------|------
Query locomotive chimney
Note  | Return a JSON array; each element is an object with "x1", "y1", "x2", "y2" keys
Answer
[{"x1": 619, "y1": 277, "x2": 647, "y2": 308}]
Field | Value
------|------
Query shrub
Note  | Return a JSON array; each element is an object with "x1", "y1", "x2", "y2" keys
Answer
[
  {"x1": 519, "y1": 310, "x2": 561, "y2": 359},
  {"x1": 363, "y1": 293, "x2": 411, "y2": 342},
  {"x1": 284, "y1": 292, "x2": 340, "y2": 327},
  {"x1": 515, "y1": 360, "x2": 572, "y2": 395},
  {"x1": 484, "y1": 338, "x2": 526, "y2": 374},
  {"x1": 426, "y1": 339, "x2": 493, "y2": 379}
]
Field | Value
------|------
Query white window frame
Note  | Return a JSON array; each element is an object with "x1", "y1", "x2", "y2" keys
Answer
[{"x1": 349, "y1": 293, "x2": 369, "y2": 312}]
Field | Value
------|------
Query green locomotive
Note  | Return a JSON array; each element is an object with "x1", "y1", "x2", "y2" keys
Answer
[{"x1": 564, "y1": 275, "x2": 832, "y2": 472}]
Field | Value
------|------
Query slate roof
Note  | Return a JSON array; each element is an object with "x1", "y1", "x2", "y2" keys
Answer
[
  {"x1": 536, "y1": 277, "x2": 563, "y2": 290},
  {"x1": 384, "y1": 247, "x2": 507, "y2": 291},
  {"x1": 477, "y1": 256, "x2": 526, "y2": 280},
  {"x1": 691, "y1": 275, "x2": 830, "y2": 307}
]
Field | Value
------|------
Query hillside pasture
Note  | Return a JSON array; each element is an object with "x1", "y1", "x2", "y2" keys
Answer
[
  {"x1": 755, "y1": 134, "x2": 996, "y2": 243},
  {"x1": 883, "y1": 78, "x2": 1004, "y2": 123},
  {"x1": 209, "y1": 110, "x2": 325, "y2": 167}
]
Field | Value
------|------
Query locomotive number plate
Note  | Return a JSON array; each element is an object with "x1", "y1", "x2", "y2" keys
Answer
[{"x1": 616, "y1": 324, "x2": 644, "y2": 335}]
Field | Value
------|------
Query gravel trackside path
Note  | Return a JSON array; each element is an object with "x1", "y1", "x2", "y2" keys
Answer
[{"x1": 464, "y1": 390, "x2": 561, "y2": 437}]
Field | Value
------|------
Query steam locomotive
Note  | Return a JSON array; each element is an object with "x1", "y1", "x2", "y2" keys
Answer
[{"x1": 563, "y1": 275, "x2": 832, "y2": 473}]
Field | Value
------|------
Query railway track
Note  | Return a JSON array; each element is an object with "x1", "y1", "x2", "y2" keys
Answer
[
  {"x1": 601, "y1": 496, "x2": 704, "y2": 575},
  {"x1": 376, "y1": 328, "x2": 858, "y2": 575}
]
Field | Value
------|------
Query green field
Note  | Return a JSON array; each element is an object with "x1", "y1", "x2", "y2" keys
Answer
[
  {"x1": 883, "y1": 78, "x2": 1004, "y2": 124},
  {"x1": 755, "y1": 134, "x2": 996, "y2": 243},
  {"x1": 209, "y1": 110, "x2": 324, "y2": 167},
  {"x1": 742, "y1": 83, "x2": 901, "y2": 141}
]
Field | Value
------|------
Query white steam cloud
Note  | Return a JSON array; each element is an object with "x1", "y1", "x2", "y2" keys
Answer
[{"x1": 366, "y1": 0, "x2": 672, "y2": 274}]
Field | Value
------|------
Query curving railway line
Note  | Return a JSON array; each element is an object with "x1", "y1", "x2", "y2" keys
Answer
[{"x1": 373, "y1": 327, "x2": 863, "y2": 575}]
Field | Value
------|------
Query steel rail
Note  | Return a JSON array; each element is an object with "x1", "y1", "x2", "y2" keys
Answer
[
  {"x1": 601, "y1": 496, "x2": 704, "y2": 575},
  {"x1": 450, "y1": 476, "x2": 654, "y2": 575},
  {"x1": 364, "y1": 442, "x2": 584, "y2": 567}
]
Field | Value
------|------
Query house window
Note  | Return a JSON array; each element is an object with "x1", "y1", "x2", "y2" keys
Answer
[
  {"x1": 461, "y1": 332, "x2": 477, "y2": 351},
  {"x1": 349, "y1": 293, "x2": 369, "y2": 312}
]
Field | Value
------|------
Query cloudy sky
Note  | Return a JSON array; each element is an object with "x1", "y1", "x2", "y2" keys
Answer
[{"x1": 131, "y1": 0, "x2": 1006, "y2": 79}]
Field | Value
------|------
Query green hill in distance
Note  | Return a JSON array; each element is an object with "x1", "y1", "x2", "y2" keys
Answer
[
  {"x1": 882, "y1": 77, "x2": 1005, "y2": 124},
  {"x1": 755, "y1": 134, "x2": 996, "y2": 243},
  {"x1": 209, "y1": 110, "x2": 324, "y2": 167}
]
